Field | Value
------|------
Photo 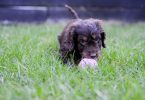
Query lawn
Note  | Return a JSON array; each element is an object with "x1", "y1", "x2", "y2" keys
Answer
[{"x1": 0, "y1": 21, "x2": 145, "y2": 100}]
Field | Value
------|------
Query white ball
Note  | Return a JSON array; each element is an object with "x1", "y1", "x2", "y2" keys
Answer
[{"x1": 78, "y1": 58, "x2": 98, "y2": 69}]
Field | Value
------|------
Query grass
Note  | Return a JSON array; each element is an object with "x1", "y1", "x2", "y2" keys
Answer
[{"x1": 0, "y1": 21, "x2": 145, "y2": 100}]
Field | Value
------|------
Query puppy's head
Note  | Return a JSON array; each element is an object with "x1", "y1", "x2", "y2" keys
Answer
[{"x1": 73, "y1": 19, "x2": 106, "y2": 60}]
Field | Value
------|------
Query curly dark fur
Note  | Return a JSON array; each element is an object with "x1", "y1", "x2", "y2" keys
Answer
[{"x1": 58, "y1": 5, "x2": 106, "y2": 64}]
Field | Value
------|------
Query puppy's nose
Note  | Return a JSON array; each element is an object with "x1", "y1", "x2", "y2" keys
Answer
[{"x1": 90, "y1": 53, "x2": 96, "y2": 59}]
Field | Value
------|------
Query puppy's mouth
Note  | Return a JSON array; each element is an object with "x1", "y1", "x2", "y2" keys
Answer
[{"x1": 82, "y1": 53, "x2": 97, "y2": 59}]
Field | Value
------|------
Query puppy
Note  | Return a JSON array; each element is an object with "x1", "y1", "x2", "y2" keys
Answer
[{"x1": 58, "y1": 5, "x2": 106, "y2": 64}]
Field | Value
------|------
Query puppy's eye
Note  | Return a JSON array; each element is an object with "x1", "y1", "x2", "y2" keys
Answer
[{"x1": 80, "y1": 39, "x2": 87, "y2": 45}]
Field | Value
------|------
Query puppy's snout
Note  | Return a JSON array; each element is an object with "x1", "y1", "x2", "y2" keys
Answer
[{"x1": 82, "y1": 51, "x2": 97, "y2": 59}]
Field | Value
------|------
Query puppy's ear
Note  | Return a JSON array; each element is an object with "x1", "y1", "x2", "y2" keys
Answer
[
  {"x1": 64, "y1": 27, "x2": 75, "y2": 51},
  {"x1": 59, "y1": 26, "x2": 76, "y2": 53},
  {"x1": 58, "y1": 26, "x2": 76, "y2": 64},
  {"x1": 94, "y1": 19, "x2": 106, "y2": 48},
  {"x1": 101, "y1": 32, "x2": 106, "y2": 48}
]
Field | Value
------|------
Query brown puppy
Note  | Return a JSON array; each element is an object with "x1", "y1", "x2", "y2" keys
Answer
[{"x1": 58, "y1": 5, "x2": 106, "y2": 64}]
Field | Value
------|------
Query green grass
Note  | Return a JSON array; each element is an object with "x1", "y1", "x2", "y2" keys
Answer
[{"x1": 0, "y1": 21, "x2": 145, "y2": 100}]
